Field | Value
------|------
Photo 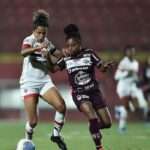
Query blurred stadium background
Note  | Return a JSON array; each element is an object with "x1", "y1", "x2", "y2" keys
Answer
[{"x1": 0, "y1": 0, "x2": 150, "y2": 150}]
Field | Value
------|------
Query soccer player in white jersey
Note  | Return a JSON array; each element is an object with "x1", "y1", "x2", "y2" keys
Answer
[
  {"x1": 19, "y1": 9, "x2": 67, "y2": 150},
  {"x1": 114, "y1": 45, "x2": 148, "y2": 132}
]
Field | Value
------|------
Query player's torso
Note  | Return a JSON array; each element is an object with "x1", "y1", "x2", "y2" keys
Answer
[
  {"x1": 20, "y1": 35, "x2": 50, "y2": 84},
  {"x1": 64, "y1": 49, "x2": 98, "y2": 92},
  {"x1": 119, "y1": 57, "x2": 138, "y2": 82}
]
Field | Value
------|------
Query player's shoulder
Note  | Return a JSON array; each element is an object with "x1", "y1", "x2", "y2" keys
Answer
[
  {"x1": 83, "y1": 48, "x2": 96, "y2": 56},
  {"x1": 133, "y1": 58, "x2": 138, "y2": 63},
  {"x1": 23, "y1": 34, "x2": 35, "y2": 43},
  {"x1": 84, "y1": 48, "x2": 94, "y2": 53},
  {"x1": 121, "y1": 56, "x2": 129, "y2": 62}
]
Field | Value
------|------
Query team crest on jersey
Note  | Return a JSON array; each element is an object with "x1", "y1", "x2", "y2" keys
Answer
[{"x1": 74, "y1": 71, "x2": 91, "y2": 85}]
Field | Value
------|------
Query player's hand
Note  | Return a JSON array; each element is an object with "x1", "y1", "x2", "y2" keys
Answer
[
  {"x1": 35, "y1": 41, "x2": 49, "y2": 52},
  {"x1": 101, "y1": 61, "x2": 116, "y2": 72},
  {"x1": 41, "y1": 48, "x2": 49, "y2": 58},
  {"x1": 40, "y1": 41, "x2": 49, "y2": 49}
]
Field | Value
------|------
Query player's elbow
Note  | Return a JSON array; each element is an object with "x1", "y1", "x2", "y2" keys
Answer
[{"x1": 21, "y1": 50, "x2": 27, "y2": 57}]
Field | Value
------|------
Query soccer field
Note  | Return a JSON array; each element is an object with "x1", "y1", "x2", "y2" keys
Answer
[{"x1": 0, "y1": 121, "x2": 149, "y2": 150}]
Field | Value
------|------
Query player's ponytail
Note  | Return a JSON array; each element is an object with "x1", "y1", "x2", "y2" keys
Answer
[
  {"x1": 64, "y1": 24, "x2": 81, "y2": 42},
  {"x1": 33, "y1": 9, "x2": 49, "y2": 29}
]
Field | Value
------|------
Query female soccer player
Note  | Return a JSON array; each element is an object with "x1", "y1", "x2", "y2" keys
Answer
[
  {"x1": 48, "y1": 24, "x2": 113, "y2": 150},
  {"x1": 20, "y1": 9, "x2": 67, "y2": 150},
  {"x1": 114, "y1": 46, "x2": 148, "y2": 132}
]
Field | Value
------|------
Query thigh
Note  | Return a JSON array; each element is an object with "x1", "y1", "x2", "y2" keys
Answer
[
  {"x1": 79, "y1": 101, "x2": 97, "y2": 119},
  {"x1": 41, "y1": 87, "x2": 65, "y2": 110},
  {"x1": 130, "y1": 98, "x2": 139, "y2": 109},
  {"x1": 96, "y1": 107, "x2": 112, "y2": 125},
  {"x1": 117, "y1": 81, "x2": 131, "y2": 98},
  {"x1": 20, "y1": 86, "x2": 39, "y2": 121},
  {"x1": 120, "y1": 96, "x2": 131, "y2": 111},
  {"x1": 89, "y1": 90, "x2": 106, "y2": 110}
]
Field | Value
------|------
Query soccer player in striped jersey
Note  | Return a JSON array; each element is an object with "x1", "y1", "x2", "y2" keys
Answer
[
  {"x1": 19, "y1": 9, "x2": 67, "y2": 150},
  {"x1": 47, "y1": 24, "x2": 113, "y2": 150}
]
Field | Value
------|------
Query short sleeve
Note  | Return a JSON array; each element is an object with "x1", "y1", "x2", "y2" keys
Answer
[
  {"x1": 91, "y1": 50, "x2": 103, "y2": 68},
  {"x1": 21, "y1": 37, "x2": 33, "y2": 49},
  {"x1": 56, "y1": 58, "x2": 66, "y2": 70}
]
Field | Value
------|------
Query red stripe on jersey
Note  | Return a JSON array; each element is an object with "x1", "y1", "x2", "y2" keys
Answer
[
  {"x1": 22, "y1": 44, "x2": 32, "y2": 49},
  {"x1": 23, "y1": 93, "x2": 39, "y2": 100}
]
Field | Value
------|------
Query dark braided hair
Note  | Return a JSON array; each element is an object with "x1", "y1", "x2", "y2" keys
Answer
[
  {"x1": 33, "y1": 9, "x2": 49, "y2": 29},
  {"x1": 64, "y1": 24, "x2": 81, "y2": 42}
]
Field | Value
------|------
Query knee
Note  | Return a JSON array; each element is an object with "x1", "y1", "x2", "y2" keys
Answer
[{"x1": 56, "y1": 101, "x2": 66, "y2": 114}]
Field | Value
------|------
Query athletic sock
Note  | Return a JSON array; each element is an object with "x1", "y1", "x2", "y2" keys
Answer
[
  {"x1": 117, "y1": 106, "x2": 127, "y2": 132},
  {"x1": 52, "y1": 112, "x2": 65, "y2": 137},
  {"x1": 89, "y1": 118, "x2": 102, "y2": 149},
  {"x1": 25, "y1": 122, "x2": 34, "y2": 140}
]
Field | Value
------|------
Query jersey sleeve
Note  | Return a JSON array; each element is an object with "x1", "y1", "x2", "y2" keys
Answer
[
  {"x1": 91, "y1": 50, "x2": 103, "y2": 68},
  {"x1": 56, "y1": 58, "x2": 66, "y2": 70},
  {"x1": 21, "y1": 37, "x2": 33, "y2": 49}
]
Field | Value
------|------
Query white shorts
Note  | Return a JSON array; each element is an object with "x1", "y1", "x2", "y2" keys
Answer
[
  {"x1": 20, "y1": 79, "x2": 55, "y2": 99},
  {"x1": 116, "y1": 81, "x2": 139, "y2": 98}
]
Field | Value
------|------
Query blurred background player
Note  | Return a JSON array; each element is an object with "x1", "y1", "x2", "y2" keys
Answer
[
  {"x1": 46, "y1": 24, "x2": 113, "y2": 150},
  {"x1": 114, "y1": 45, "x2": 148, "y2": 132},
  {"x1": 19, "y1": 9, "x2": 67, "y2": 150},
  {"x1": 140, "y1": 56, "x2": 150, "y2": 120}
]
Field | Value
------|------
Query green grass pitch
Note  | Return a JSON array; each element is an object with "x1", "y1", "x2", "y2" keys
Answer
[{"x1": 0, "y1": 121, "x2": 149, "y2": 150}]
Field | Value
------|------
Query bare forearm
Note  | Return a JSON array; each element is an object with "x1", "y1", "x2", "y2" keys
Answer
[
  {"x1": 47, "y1": 53, "x2": 62, "y2": 73},
  {"x1": 99, "y1": 61, "x2": 114, "y2": 72},
  {"x1": 52, "y1": 49, "x2": 63, "y2": 58},
  {"x1": 21, "y1": 47, "x2": 41, "y2": 57}
]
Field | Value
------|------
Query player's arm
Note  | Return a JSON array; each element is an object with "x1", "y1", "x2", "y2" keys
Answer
[
  {"x1": 47, "y1": 54, "x2": 65, "y2": 73},
  {"x1": 99, "y1": 61, "x2": 114, "y2": 72},
  {"x1": 21, "y1": 42, "x2": 48, "y2": 57},
  {"x1": 51, "y1": 49, "x2": 63, "y2": 58},
  {"x1": 46, "y1": 40, "x2": 64, "y2": 59},
  {"x1": 91, "y1": 50, "x2": 114, "y2": 72},
  {"x1": 118, "y1": 59, "x2": 139, "y2": 78}
]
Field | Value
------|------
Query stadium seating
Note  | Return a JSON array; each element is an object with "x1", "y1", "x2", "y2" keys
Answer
[{"x1": 0, "y1": 0, "x2": 150, "y2": 52}]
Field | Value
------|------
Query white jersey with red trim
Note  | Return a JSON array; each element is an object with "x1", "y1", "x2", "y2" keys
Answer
[{"x1": 20, "y1": 34, "x2": 55, "y2": 85}]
